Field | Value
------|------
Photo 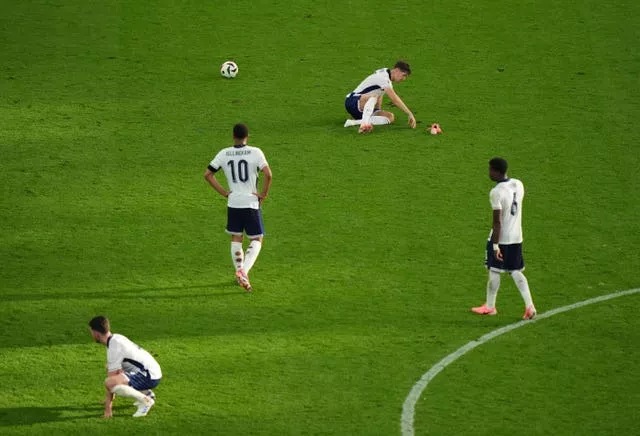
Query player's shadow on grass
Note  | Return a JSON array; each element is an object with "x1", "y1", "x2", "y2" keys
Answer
[{"x1": 0, "y1": 403, "x2": 127, "y2": 426}]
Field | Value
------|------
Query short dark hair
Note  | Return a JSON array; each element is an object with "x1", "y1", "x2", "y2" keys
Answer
[
  {"x1": 89, "y1": 316, "x2": 110, "y2": 334},
  {"x1": 233, "y1": 123, "x2": 249, "y2": 139},
  {"x1": 489, "y1": 157, "x2": 508, "y2": 175},
  {"x1": 394, "y1": 60, "x2": 411, "y2": 75}
]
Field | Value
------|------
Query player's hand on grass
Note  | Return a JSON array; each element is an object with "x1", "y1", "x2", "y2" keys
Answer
[{"x1": 408, "y1": 113, "x2": 417, "y2": 129}]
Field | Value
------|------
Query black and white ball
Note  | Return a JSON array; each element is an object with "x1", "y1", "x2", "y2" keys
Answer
[{"x1": 220, "y1": 61, "x2": 238, "y2": 78}]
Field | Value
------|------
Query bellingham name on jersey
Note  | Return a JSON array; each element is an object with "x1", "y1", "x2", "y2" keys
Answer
[{"x1": 225, "y1": 149, "x2": 253, "y2": 156}]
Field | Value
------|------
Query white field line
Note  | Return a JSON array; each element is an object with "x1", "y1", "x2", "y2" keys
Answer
[{"x1": 401, "y1": 288, "x2": 640, "y2": 436}]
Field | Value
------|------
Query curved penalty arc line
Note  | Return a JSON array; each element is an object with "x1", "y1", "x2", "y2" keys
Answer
[{"x1": 400, "y1": 288, "x2": 640, "y2": 436}]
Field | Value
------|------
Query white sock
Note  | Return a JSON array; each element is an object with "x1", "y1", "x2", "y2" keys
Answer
[
  {"x1": 369, "y1": 115, "x2": 391, "y2": 125},
  {"x1": 231, "y1": 241, "x2": 244, "y2": 271},
  {"x1": 361, "y1": 98, "x2": 377, "y2": 125},
  {"x1": 486, "y1": 270, "x2": 501, "y2": 309},
  {"x1": 511, "y1": 270, "x2": 534, "y2": 307},
  {"x1": 243, "y1": 240, "x2": 262, "y2": 273},
  {"x1": 112, "y1": 384, "x2": 147, "y2": 402},
  {"x1": 344, "y1": 119, "x2": 362, "y2": 127}
]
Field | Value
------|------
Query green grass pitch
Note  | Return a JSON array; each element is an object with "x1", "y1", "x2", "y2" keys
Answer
[{"x1": 1, "y1": 0, "x2": 639, "y2": 435}]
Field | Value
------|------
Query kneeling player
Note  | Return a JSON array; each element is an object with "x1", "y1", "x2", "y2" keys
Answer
[{"x1": 344, "y1": 61, "x2": 417, "y2": 133}]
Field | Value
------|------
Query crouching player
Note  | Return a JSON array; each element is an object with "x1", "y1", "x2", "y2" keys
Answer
[{"x1": 89, "y1": 316, "x2": 162, "y2": 418}]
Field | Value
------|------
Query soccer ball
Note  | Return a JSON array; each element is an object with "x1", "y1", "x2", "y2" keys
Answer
[{"x1": 220, "y1": 61, "x2": 238, "y2": 78}]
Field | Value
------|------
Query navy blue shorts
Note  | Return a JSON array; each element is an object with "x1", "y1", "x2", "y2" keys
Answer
[
  {"x1": 485, "y1": 241, "x2": 525, "y2": 272},
  {"x1": 345, "y1": 93, "x2": 363, "y2": 119},
  {"x1": 227, "y1": 207, "x2": 265, "y2": 238},
  {"x1": 128, "y1": 372, "x2": 161, "y2": 391}
]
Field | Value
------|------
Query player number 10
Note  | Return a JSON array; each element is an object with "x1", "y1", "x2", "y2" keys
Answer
[{"x1": 227, "y1": 159, "x2": 249, "y2": 183}]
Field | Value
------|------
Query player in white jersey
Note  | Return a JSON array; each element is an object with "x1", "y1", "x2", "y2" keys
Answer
[
  {"x1": 204, "y1": 123, "x2": 272, "y2": 291},
  {"x1": 472, "y1": 158, "x2": 537, "y2": 320},
  {"x1": 344, "y1": 60, "x2": 417, "y2": 134},
  {"x1": 89, "y1": 316, "x2": 161, "y2": 418}
]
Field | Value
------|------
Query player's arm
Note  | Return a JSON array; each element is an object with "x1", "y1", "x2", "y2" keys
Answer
[
  {"x1": 491, "y1": 209, "x2": 503, "y2": 261},
  {"x1": 376, "y1": 94, "x2": 384, "y2": 110},
  {"x1": 204, "y1": 167, "x2": 230, "y2": 198},
  {"x1": 384, "y1": 87, "x2": 416, "y2": 128},
  {"x1": 103, "y1": 384, "x2": 115, "y2": 417},
  {"x1": 254, "y1": 165, "x2": 272, "y2": 204},
  {"x1": 103, "y1": 368, "x2": 121, "y2": 418}
]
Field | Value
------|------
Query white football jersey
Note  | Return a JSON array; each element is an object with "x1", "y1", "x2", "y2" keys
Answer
[
  {"x1": 489, "y1": 178, "x2": 525, "y2": 244},
  {"x1": 107, "y1": 334, "x2": 162, "y2": 379},
  {"x1": 348, "y1": 68, "x2": 393, "y2": 97},
  {"x1": 209, "y1": 144, "x2": 269, "y2": 209}
]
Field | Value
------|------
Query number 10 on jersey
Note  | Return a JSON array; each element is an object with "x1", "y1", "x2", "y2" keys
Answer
[{"x1": 227, "y1": 160, "x2": 249, "y2": 183}]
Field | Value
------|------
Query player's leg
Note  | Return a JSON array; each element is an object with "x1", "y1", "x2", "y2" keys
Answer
[
  {"x1": 502, "y1": 243, "x2": 536, "y2": 319},
  {"x1": 472, "y1": 241, "x2": 502, "y2": 315},
  {"x1": 243, "y1": 237, "x2": 263, "y2": 274},
  {"x1": 232, "y1": 208, "x2": 262, "y2": 291},
  {"x1": 472, "y1": 270, "x2": 500, "y2": 315},
  {"x1": 232, "y1": 233, "x2": 252, "y2": 290},
  {"x1": 231, "y1": 234, "x2": 244, "y2": 272},
  {"x1": 127, "y1": 372, "x2": 159, "y2": 417},
  {"x1": 358, "y1": 94, "x2": 378, "y2": 132},
  {"x1": 142, "y1": 389, "x2": 156, "y2": 400},
  {"x1": 370, "y1": 110, "x2": 394, "y2": 125},
  {"x1": 344, "y1": 92, "x2": 364, "y2": 127},
  {"x1": 227, "y1": 207, "x2": 245, "y2": 274},
  {"x1": 511, "y1": 270, "x2": 536, "y2": 319},
  {"x1": 348, "y1": 112, "x2": 393, "y2": 127},
  {"x1": 486, "y1": 270, "x2": 501, "y2": 310},
  {"x1": 242, "y1": 209, "x2": 265, "y2": 285},
  {"x1": 105, "y1": 373, "x2": 149, "y2": 403},
  {"x1": 232, "y1": 231, "x2": 251, "y2": 291}
]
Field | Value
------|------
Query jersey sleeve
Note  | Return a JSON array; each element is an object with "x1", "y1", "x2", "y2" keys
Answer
[
  {"x1": 209, "y1": 150, "x2": 225, "y2": 171},
  {"x1": 256, "y1": 149, "x2": 268, "y2": 170},
  {"x1": 380, "y1": 73, "x2": 393, "y2": 91},
  {"x1": 106, "y1": 341, "x2": 124, "y2": 372},
  {"x1": 489, "y1": 189, "x2": 502, "y2": 210}
]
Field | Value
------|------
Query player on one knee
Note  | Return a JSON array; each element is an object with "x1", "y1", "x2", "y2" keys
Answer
[{"x1": 344, "y1": 60, "x2": 417, "y2": 134}]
